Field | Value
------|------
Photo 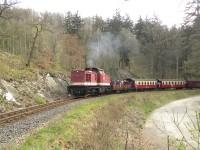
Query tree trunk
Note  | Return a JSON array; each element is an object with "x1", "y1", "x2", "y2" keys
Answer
[
  {"x1": 176, "y1": 56, "x2": 179, "y2": 78},
  {"x1": 26, "y1": 25, "x2": 41, "y2": 67}
]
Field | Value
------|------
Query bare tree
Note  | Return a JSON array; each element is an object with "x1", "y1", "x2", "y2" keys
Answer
[
  {"x1": 0, "y1": 0, "x2": 18, "y2": 19},
  {"x1": 26, "y1": 14, "x2": 49, "y2": 67},
  {"x1": 184, "y1": 0, "x2": 200, "y2": 25},
  {"x1": 26, "y1": 23, "x2": 42, "y2": 66}
]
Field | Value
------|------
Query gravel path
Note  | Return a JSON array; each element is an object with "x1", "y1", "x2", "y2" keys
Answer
[
  {"x1": 0, "y1": 97, "x2": 101, "y2": 149},
  {"x1": 143, "y1": 95, "x2": 200, "y2": 150}
]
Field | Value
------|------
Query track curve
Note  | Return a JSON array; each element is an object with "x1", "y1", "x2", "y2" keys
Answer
[{"x1": 0, "y1": 99, "x2": 76, "y2": 126}]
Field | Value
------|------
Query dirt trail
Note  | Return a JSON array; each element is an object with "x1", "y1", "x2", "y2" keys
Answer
[{"x1": 143, "y1": 95, "x2": 200, "y2": 150}]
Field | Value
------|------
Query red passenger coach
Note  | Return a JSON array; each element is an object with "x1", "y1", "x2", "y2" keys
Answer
[
  {"x1": 158, "y1": 79, "x2": 186, "y2": 89},
  {"x1": 186, "y1": 80, "x2": 200, "y2": 88},
  {"x1": 68, "y1": 68, "x2": 112, "y2": 96},
  {"x1": 134, "y1": 79, "x2": 157, "y2": 90}
]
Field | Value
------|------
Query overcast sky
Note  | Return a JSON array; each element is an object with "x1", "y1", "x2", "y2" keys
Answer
[{"x1": 17, "y1": 0, "x2": 188, "y2": 27}]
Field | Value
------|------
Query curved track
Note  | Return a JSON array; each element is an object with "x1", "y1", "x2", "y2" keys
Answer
[{"x1": 0, "y1": 99, "x2": 77, "y2": 126}]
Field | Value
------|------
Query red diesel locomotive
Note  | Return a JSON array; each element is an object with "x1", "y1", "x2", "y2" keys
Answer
[
  {"x1": 68, "y1": 68, "x2": 111, "y2": 96},
  {"x1": 68, "y1": 67, "x2": 200, "y2": 96}
]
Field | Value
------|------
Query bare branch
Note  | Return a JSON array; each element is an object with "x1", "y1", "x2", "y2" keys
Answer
[
  {"x1": 0, "y1": 0, "x2": 18, "y2": 19},
  {"x1": 172, "y1": 110, "x2": 197, "y2": 149}
]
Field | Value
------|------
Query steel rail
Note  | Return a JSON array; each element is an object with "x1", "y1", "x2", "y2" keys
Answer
[{"x1": 0, "y1": 99, "x2": 76, "y2": 126}]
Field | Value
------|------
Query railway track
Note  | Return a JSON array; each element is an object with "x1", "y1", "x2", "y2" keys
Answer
[
  {"x1": 0, "y1": 89, "x2": 189, "y2": 127},
  {"x1": 0, "y1": 98, "x2": 76, "y2": 126}
]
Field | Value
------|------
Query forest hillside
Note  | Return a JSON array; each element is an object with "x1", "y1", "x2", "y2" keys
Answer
[{"x1": 0, "y1": 0, "x2": 200, "y2": 112}]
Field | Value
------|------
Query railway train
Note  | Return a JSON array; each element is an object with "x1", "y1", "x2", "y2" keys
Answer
[{"x1": 67, "y1": 67, "x2": 200, "y2": 96}]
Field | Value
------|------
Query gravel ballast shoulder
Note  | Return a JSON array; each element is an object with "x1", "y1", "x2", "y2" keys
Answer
[{"x1": 0, "y1": 97, "x2": 100, "y2": 149}]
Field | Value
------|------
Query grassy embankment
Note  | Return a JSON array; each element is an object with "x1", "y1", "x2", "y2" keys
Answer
[
  {"x1": 0, "y1": 50, "x2": 68, "y2": 81},
  {"x1": 14, "y1": 90, "x2": 200, "y2": 150}
]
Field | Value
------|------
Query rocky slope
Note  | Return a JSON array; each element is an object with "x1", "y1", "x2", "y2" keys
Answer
[{"x1": 0, "y1": 73, "x2": 69, "y2": 113}]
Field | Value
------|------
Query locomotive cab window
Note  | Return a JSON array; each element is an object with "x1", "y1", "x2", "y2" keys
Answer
[{"x1": 86, "y1": 74, "x2": 91, "y2": 82}]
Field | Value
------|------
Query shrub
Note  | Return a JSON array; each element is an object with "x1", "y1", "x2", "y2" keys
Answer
[{"x1": 35, "y1": 95, "x2": 46, "y2": 105}]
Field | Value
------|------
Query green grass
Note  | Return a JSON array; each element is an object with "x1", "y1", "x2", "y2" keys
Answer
[
  {"x1": 34, "y1": 95, "x2": 47, "y2": 105},
  {"x1": 0, "y1": 50, "x2": 38, "y2": 80},
  {"x1": 0, "y1": 50, "x2": 69, "y2": 81},
  {"x1": 14, "y1": 90, "x2": 200, "y2": 150},
  {"x1": 15, "y1": 95, "x2": 120, "y2": 150},
  {"x1": 127, "y1": 90, "x2": 200, "y2": 116}
]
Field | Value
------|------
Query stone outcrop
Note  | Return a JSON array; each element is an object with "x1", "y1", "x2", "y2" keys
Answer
[{"x1": 0, "y1": 73, "x2": 69, "y2": 112}]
